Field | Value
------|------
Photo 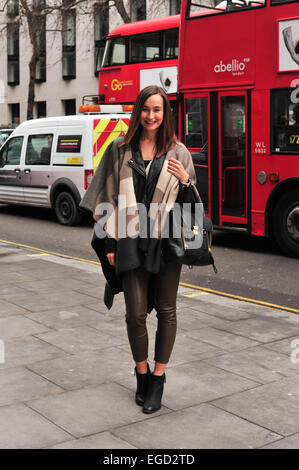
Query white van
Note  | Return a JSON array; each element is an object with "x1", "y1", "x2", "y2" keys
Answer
[{"x1": 0, "y1": 114, "x2": 130, "y2": 225}]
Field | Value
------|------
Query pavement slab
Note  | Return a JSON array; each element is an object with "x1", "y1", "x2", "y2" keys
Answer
[
  {"x1": 262, "y1": 336, "x2": 299, "y2": 356},
  {"x1": 0, "y1": 403, "x2": 72, "y2": 449},
  {"x1": 186, "y1": 326, "x2": 261, "y2": 352},
  {"x1": 202, "y1": 345, "x2": 299, "y2": 384},
  {"x1": 189, "y1": 302, "x2": 255, "y2": 321},
  {"x1": 69, "y1": 272, "x2": 106, "y2": 286},
  {"x1": 19, "y1": 277, "x2": 92, "y2": 294},
  {"x1": 36, "y1": 325, "x2": 127, "y2": 355},
  {"x1": 0, "y1": 336, "x2": 68, "y2": 370},
  {"x1": 9, "y1": 291, "x2": 97, "y2": 313},
  {"x1": 0, "y1": 315, "x2": 51, "y2": 339},
  {"x1": 0, "y1": 299, "x2": 30, "y2": 317},
  {"x1": 212, "y1": 375, "x2": 299, "y2": 436},
  {"x1": 0, "y1": 366, "x2": 64, "y2": 406},
  {"x1": 27, "y1": 383, "x2": 170, "y2": 438},
  {"x1": 90, "y1": 315, "x2": 133, "y2": 340},
  {"x1": 177, "y1": 307, "x2": 233, "y2": 330},
  {"x1": 0, "y1": 285, "x2": 29, "y2": 298},
  {"x1": 0, "y1": 271, "x2": 31, "y2": 283},
  {"x1": 113, "y1": 403, "x2": 281, "y2": 449},
  {"x1": 25, "y1": 305, "x2": 108, "y2": 330},
  {"x1": 164, "y1": 331, "x2": 225, "y2": 366},
  {"x1": 261, "y1": 433, "x2": 299, "y2": 449},
  {"x1": 27, "y1": 347, "x2": 135, "y2": 391},
  {"x1": 217, "y1": 316, "x2": 299, "y2": 343},
  {"x1": 86, "y1": 299, "x2": 125, "y2": 318},
  {"x1": 161, "y1": 361, "x2": 260, "y2": 410},
  {"x1": 73, "y1": 284, "x2": 106, "y2": 300},
  {"x1": 50, "y1": 432, "x2": 137, "y2": 449}
]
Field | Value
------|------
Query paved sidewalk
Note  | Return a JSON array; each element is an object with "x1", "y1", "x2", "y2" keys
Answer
[{"x1": 1, "y1": 241, "x2": 299, "y2": 449}]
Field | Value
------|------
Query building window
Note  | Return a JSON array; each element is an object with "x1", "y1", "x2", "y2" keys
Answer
[
  {"x1": 63, "y1": 99, "x2": 76, "y2": 115},
  {"x1": 131, "y1": 0, "x2": 146, "y2": 22},
  {"x1": 7, "y1": 0, "x2": 19, "y2": 16},
  {"x1": 62, "y1": 8, "x2": 76, "y2": 79},
  {"x1": 10, "y1": 103, "x2": 20, "y2": 124},
  {"x1": 35, "y1": 16, "x2": 46, "y2": 82},
  {"x1": 7, "y1": 23, "x2": 19, "y2": 86},
  {"x1": 33, "y1": 0, "x2": 46, "y2": 9},
  {"x1": 169, "y1": 0, "x2": 181, "y2": 15},
  {"x1": 36, "y1": 101, "x2": 47, "y2": 118},
  {"x1": 94, "y1": 2, "x2": 109, "y2": 75}
]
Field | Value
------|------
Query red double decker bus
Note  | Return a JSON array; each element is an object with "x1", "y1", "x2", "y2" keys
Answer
[
  {"x1": 98, "y1": 14, "x2": 179, "y2": 130},
  {"x1": 179, "y1": 0, "x2": 299, "y2": 256},
  {"x1": 97, "y1": 0, "x2": 299, "y2": 257}
]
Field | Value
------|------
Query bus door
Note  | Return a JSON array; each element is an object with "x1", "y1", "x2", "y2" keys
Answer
[
  {"x1": 184, "y1": 93, "x2": 210, "y2": 215},
  {"x1": 218, "y1": 91, "x2": 248, "y2": 226}
]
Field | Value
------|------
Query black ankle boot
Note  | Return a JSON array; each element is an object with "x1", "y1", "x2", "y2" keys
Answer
[
  {"x1": 143, "y1": 373, "x2": 166, "y2": 414},
  {"x1": 134, "y1": 363, "x2": 151, "y2": 406}
]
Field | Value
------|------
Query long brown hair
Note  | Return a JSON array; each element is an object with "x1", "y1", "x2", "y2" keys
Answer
[{"x1": 120, "y1": 85, "x2": 177, "y2": 157}]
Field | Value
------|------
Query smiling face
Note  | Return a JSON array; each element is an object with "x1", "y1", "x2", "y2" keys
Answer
[{"x1": 140, "y1": 94, "x2": 164, "y2": 135}]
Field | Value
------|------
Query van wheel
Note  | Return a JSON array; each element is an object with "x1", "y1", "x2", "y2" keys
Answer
[
  {"x1": 55, "y1": 191, "x2": 82, "y2": 226},
  {"x1": 272, "y1": 189, "x2": 299, "y2": 257}
]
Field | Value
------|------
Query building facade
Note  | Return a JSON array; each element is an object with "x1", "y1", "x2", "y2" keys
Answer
[{"x1": 0, "y1": 0, "x2": 181, "y2": 126}]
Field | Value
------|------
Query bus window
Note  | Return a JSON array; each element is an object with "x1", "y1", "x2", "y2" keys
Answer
[
  {"x1": 129, "y1": 32, "x2": 160, "y2": 62},
  {"x1": 164, "y1": 29, "x2": 178, "y2": 59},
  {"x1": 186, "y1": 98, "x2": 208, "y2": 150},
  {"x1": 102, "y1": 38, "x2": 112, "y2": 66},
  {"x1": 102, "y1": 37, "x2": 126, "y2": 66},
  {"x1": 185, "y1": 97, "x2": 209, "y2": 211},
  {"x1": 187, "y1": 0, "x2": 265, "y2": 17},
  {"x1": 169, "y1": 100, "x2": 178, "y2": 136},
  {"x1": 271, "y1": 0, "x2": 299, "y2": 4},
  {"x1": 111, "y1": 38, "x2": 126, "y2": 65},
  {"x1": 272, "y1": 89, "x2": 299, "y2": 154}
]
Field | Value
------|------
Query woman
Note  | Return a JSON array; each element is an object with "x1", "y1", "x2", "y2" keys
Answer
[{"x1": 80, "y1": 85, "x2": 199, "y2": 414}]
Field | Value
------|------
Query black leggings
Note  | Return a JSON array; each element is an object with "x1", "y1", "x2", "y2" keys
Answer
[{"x1": 122, "y1": 263, "x2": 182, "y2": 364}]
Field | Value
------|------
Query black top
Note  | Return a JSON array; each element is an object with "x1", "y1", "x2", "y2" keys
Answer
[{"x1": 105, "y1": 145, "x2": 196, "y2": 257}]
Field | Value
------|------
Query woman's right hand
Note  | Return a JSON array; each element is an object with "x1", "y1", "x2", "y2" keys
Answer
[{"x1": 106, "y1": 252, "x2": 116, "y2": 266}]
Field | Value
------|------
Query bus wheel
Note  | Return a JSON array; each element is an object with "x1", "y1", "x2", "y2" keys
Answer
[
  {"x1": 55, "y1": 191, "x2": 82, "y2": 226},
  {"x1": 272, "y1": 189, "x2": 299, "y2": 257}
]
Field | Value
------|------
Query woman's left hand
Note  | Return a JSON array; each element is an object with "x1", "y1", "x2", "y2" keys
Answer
[{"x1": 167, "y1": 157, "x2": 189, "y2": 184}]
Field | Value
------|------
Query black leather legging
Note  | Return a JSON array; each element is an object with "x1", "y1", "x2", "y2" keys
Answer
[{"x1": 122, "y1": 263, "x2": 182, "y2": 364}]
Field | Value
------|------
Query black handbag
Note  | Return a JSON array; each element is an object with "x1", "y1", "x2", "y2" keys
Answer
[{"x1": 164, "y1": 210, "x2": 218, "y2": 273}]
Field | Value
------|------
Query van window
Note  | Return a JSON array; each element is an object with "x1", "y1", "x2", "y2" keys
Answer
[
  {"x1": 0, "y1": 129, "x2": 13, "y2": 147},
  {"x1": 0, "y1": 136, "x2": 24, "y2": 166},
  {"x1": 56, "y1": 135, "x2": 82, "y2": 153},
  {"x1": 25, "y1": 134, "x2": 53, "y2": 165}
]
